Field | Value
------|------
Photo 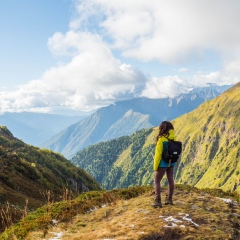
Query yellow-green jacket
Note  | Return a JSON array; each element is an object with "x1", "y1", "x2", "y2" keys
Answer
[{"x1": 153, "y1": 129, "x2": 176, "y2": 170}]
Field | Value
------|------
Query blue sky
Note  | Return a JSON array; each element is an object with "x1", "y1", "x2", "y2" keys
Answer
[
  {"x1": 0, "y1": 0, "x2": 240, "y2": 114},
  {"x1": 0, "y1": 0, "x2": 71, "y2": 89}
]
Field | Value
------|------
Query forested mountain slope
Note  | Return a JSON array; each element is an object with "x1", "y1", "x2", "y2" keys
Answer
[
  {"x1": 71, "y1": 83, "x2": 240, "y2": 193},
  {"x1": 0, "y1": 126, "x2": 101, "y2": 231},
  {"x1": 72, "y1": 128, "x2": 154, "y2": 190},
  {"x1": 44, "y1": 85, "x2": 230, "y2": 158}
]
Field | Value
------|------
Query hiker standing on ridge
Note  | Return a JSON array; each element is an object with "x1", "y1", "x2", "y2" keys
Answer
[{"x1": 152, "y1": 121, "x2": 177, "y2": 208}]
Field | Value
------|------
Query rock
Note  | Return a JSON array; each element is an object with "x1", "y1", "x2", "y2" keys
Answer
[{"x1": 191, "y1": 205, "x2": 201, "y2": 210}]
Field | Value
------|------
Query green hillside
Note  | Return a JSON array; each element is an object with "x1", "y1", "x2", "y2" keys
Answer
[
  {"x1": 71, "y1": 128, "x2": 155, "y2": 190},
  {"x1": 71, "y1": 82, "x2": 240, "y2": 193},
  {"x1": 173, "y1": 82, "x2": 240, "y2": 193},
  {"x1": 0, "y1": 126, "x2": 101, "y2": 232}
]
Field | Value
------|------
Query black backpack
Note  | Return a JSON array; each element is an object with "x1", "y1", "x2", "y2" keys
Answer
[{"x1": 162, "y1": 138, "x2": 182, "y2": 165}]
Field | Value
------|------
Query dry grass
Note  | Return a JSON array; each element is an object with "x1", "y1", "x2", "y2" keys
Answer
[
  {"x1": 26, "y1": 186, "x2": 239, "y2": 240},
  {"x1": 0, "y1": 203, "x2": 13, "y2": 231}
]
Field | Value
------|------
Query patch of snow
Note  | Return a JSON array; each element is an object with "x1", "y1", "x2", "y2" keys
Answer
[
  {"x1": 163, "y1": 216, "x2": 183, "y2": 223},
  {"x1": 160, "y1": 214, "x2": 199, "y2": 228},
  {"x1": 52, "y1": 219, "x2": 58, "y2": 225},
  {"x1": 217, "y1": 197, "x2": 232, "y2": 203},
  {"x1": 182, "y1": 215, "x2": 199, "y2": 227},
  {"x1": 178, "y1": 213, "x2": 187, "y2": 216},
  {"x1": 49, "y1": 232, "x2": 63, "y2": 240},
  {"x1": 86, "y1": 206, "x2": 98, "y2": 213},
  {"x1": 164, "y1": 222, "x2": 178, "y2": 228}
]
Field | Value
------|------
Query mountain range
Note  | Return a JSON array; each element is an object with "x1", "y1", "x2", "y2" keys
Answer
[
  {"x1": 43, "y1": 84, "x2": 231, "y2": 158},
  {"x1": 71, "y1": 82, "x2": 240, "y2": 193}
]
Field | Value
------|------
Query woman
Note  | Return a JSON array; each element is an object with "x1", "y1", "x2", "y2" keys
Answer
[{"x1": 152, "y1": 121, "x2": 176, "y2": 208}]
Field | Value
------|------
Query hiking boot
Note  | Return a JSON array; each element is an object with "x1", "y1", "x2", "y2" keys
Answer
[
  {"x1": 152, "y1": 198, "x2": 162, "y2": 208},
  {"x1": 164, "y1": 194, "x2": 173, "y2": 205},
  {"x1": 164, "y1": 199, "x2": 173, "y2": 205}
]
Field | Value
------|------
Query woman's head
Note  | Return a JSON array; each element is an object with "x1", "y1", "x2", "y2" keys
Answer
[{"x1": 156, "y1": 121, "x2": 174, "y2": 143}]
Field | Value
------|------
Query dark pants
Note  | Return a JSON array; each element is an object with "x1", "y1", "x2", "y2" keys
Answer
[{"x1": 154, "y1": 167, "x2": 174, "y2": 200}]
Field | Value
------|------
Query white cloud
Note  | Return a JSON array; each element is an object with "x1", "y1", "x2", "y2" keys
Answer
[
  {"x1": 73, "y1": 0, "x2": 240, "y2": 63},
  {"x1": 224, "y1": 57, "x2": 240, "y2": 75},
  {"x1": 178, "y1": 68, "x2": 188, "y2": 73},
  {"x1": 141, "y1": 76, "x2": 191, "y2": 99},
  {"x1": 141, "y1": 71, "x2": 239, "y2": 99},
  {"x1": 1, "y1": 0, "x2": 240, "y2": 113},
  {"x1": 0, "y1": 31, "x2": 146, "y2": 113}
]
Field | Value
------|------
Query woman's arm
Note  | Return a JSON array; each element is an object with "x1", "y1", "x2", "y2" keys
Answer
[{"x1": 153, "y1": 138, "x2": 163, "y2": 170}]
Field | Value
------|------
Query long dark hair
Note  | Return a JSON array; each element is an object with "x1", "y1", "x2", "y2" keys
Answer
[{"x1": 155, "y1": 121, "x2": 174, "y2": 144}]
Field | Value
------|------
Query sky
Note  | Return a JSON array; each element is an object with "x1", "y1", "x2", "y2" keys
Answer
[{"x1": 0, "y1": 0, "x2": 240, "y2": 115}]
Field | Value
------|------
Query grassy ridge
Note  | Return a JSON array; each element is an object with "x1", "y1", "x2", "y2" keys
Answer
[
  {"x1": 0, "y1": 185, "x2": 238, "y2": 240},
  {"x1": 0, "y1": 186, "x2": 152, "y2": 240}
]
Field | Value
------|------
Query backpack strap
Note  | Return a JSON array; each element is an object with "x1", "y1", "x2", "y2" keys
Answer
[
  {"x1": 165, "y1": 136, "x2": 176, "y2": 167},
  {"x1": 168, "y1": 159, "x2": 172, "y2": 167},
  {"x1": 164, "y1": 135, "x2": 170, "y2": 141},
  {"x1": 165, "y1": 136, "x2": 172, "y2": 167}
]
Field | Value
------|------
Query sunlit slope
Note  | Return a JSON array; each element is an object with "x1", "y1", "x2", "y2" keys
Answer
[
  {"x1": 71, "y1": 83, "x2": 240, "y2": 193},
  {"x1": 173, "y1": 82, "x2": 240, "y2": 192}
]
